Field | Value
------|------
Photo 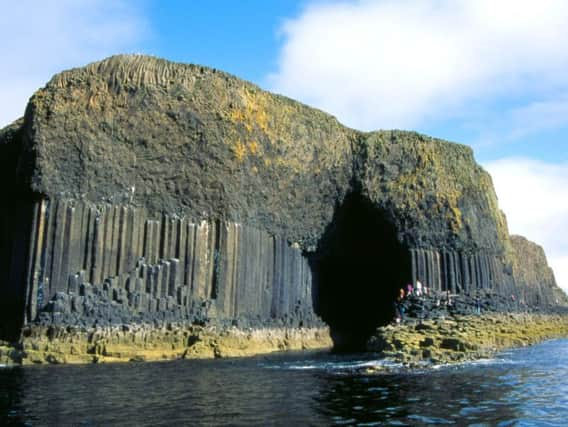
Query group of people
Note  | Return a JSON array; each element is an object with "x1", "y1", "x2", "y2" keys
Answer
[
  {"x1": 393, "y1": 280, "x2": 428, "y2": 323},
  {"x1": 393, "y1": 280, "x2": 458, "y2": 324},
  {"x1": 401, "y1": 280, "x2": 428, "y2": 298}
]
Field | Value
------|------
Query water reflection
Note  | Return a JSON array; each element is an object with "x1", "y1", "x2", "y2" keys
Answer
[
  {"x1": 312, "y1": 366, "x2": 521, "y2": 425},
  {"x1": 0, "y1": 367, "x2": 25, "y2": 425},
  {"x1": 1, "y1": 340, "x2": 567, "y2": 426}
]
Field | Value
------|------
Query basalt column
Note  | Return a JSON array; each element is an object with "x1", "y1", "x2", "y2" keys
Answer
[
  {"x1": 2, "y1": 198, "x2": 320, "y2": 339},
  {"x1": 309, "y1": 193, "x2": 411, "y2": 351}
]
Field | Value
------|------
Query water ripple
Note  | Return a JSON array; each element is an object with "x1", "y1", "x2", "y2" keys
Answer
[{"x1": 0, "y1": 340, "x2": 567, "y2": 426}]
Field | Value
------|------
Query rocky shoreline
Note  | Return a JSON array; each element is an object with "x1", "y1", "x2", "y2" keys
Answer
[
  {"x1": 2, "y1": 289, "x2": 567, "y2": 368},
  {"x1": 0, "y1": 325, "x2": 332, "y2": 366},
  {"x1": 366, "y1": 292, "x2": 568, "y2": 370}
]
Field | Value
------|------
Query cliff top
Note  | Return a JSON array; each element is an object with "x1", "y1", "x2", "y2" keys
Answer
[{"x1": 4, "y1": 55, "x2": 508, "y2": 252}]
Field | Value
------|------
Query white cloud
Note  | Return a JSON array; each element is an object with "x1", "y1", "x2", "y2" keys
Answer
[
  {"x1": 269, "y1": 0, "x2": 568, "y2": 130},
  {"x1": 484, "y1": 158, "x2": 568, "y2": 293},
  {"x1": 0, "y1": 0, "x2": 147, "y2": 127}
]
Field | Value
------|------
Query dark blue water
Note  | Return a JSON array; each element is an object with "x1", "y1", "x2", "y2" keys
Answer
[{"x1": 1, "y1": 339, "x2": 568, "y2": 426}]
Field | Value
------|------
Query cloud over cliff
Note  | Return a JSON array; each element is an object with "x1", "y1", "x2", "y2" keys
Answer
[
  {"x1": 0, "y1": 0, "x2": 147, "y2": 127},
  {"x1": 269, "y1": 0, "x2": 568, "y2": 131},
  {"x1": 485, "y1": 158, "x2": 568, "y2": 293}
]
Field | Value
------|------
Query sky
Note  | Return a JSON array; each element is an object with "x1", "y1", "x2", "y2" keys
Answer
[{"x1": 1, "y1": 0, "x2": 567, "y2": 293}]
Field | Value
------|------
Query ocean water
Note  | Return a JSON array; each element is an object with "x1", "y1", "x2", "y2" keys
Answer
[{"x1": 1, "y1": 339, "x2": 568, "y2": 426}]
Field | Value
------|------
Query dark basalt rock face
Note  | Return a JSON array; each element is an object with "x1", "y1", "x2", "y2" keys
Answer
[{"x1": 0, "y1": 55, "x2": 564, "y2": 348}]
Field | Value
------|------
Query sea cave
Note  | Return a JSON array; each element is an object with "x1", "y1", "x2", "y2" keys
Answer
[{"x1": 310, "y1": 192, "x2": 411, "y2": 351}]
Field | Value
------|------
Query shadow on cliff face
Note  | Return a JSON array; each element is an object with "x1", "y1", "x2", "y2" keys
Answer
[
  {"x1": 0, "y1": 199, "x2": 38, "y2": 342},
  {"x1": 0, "y1": 122, "x2": 36, "y2": 342},
  {"x1": 309, "y1": 193, "x2": 410, "y2": 352}
]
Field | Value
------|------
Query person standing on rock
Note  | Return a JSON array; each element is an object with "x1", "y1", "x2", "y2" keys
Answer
[
  {"x1": 393, "y1": 300, "x2": 401, "y2": 323},
  {"x1": 394, "y1": 295, "x2": 405, "y2": 323},
  {"x1": 394, "y1": 289, "x2": 406, "y2": 324},
  {"x1": 445, "y1": 290, "x2": 453, "y2": 308},
  {"x1": 416, "y1": 280, "x2": 423, "y2": 297}
]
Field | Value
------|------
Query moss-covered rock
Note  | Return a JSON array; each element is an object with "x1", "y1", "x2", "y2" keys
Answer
[
  {"x1": 367, "y1": 313, "x2": 568, "y2": 366},
  {"x1": 356, "y1": 131, "x2": 511, "y2": 252}
]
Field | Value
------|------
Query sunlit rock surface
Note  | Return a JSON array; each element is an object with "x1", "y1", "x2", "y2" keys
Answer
[{"x1": 1, "y1": 55, "x2": 565, "y2": 353}]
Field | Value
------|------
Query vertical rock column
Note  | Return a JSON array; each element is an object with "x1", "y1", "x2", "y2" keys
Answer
[
  {"x1": 410, "y1": 247, "x2": 509, "y2": 296},
  {"x1": 410, "y1": 248, "x2": 443, "y2": 292},
  {"x1": 20, "y1": 198, "x2": 318, "y2": 326}
]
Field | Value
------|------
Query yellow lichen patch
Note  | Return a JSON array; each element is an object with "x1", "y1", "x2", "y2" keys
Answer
[
  {"x1": 228, "y1": 88, "x2": 271, "y2": 135},
  {"x1": 231, "y1": 139, "x2": 263, "y2": 162},
  {"x1": 255, "y1": 108, "x2": 269, "y2": 134},
  {"x1": 248, "y1": 140, "x2": 260, "y2": 156},
  {"x1": 223, "y1": 84, "x2": 352, "y2": 175},
  {"x1": 449, "y1": 206, "x2": 463, "y2": 233},
  {"x1": 229, "y1": 108, "x2": 246, "y2": 124},
  {"x1": 232, "y1": 140, "x2": 247, "y2": 162}
]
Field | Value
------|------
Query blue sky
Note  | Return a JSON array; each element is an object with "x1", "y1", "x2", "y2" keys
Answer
[
  {"x1": 144, "y1": 1, "x2": 305, "y2": 84},
  {"x1": 1, "y1": 0, "x2": 567, "y2": 292}
]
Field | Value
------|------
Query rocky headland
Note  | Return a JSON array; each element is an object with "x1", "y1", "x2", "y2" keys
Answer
[
  {"x1": 365, "y1": 291, "x2": 568, "y2": 370},
  {"x1": 1, "y1": 54, "x2": 566, "y2": 366}
]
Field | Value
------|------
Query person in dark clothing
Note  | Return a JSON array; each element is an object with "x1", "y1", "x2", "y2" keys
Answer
[{"x1": 393, "y1": 296, "x2": 405, "y2": 323}]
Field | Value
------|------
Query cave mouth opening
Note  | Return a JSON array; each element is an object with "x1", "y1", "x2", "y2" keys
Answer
[{"x1": 310, "y1": 192, "x2": 411, "y2": 352}]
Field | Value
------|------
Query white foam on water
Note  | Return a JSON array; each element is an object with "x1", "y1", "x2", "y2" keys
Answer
[
  {"x1": 265, "y1": 358, "x2": 403, "y2": 372},
  {"x1": 430, "y1": 356, "x2": 522, "y2": 371}
]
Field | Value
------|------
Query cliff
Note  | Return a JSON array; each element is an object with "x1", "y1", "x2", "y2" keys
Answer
[
  {"x1": 0, "y1": 55, "x2": 563, "y2": 350},
  {"x1": 510, "y1": 235, "x2": 568, "y2": 306},
  {"x1": 21, "y1": 55, "x2": 354, "y2": 242}
]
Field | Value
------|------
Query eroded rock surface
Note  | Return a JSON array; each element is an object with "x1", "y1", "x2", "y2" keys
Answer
[
  {"x1": 366, "y1": 311, "x2": 568, "y2": 367},
  {"x1": 510, "y1": 235, "x2": 568, "y2": 306},
  {"x1": 1, "y1": 55, "x2": 565, "y2": 354}
]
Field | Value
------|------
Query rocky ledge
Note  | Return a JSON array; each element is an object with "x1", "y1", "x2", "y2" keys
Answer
[
  {"x1": 366, "y1": 293, "x2": 568, "y2": 369},
  {"x1": 0, "y1": 325, "x2": 331, "y2": 366}
]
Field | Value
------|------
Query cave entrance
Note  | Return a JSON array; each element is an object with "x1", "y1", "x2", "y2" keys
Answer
[{"x1": 310, "y1": 192, "x2": 411, "y2": 352}]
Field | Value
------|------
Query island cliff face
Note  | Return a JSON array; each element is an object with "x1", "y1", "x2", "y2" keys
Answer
[
  {"x1": 1, "y1": 55, "x2": 565, "y2": 351},
  {"x1": 510, "y1": 235, "x2": 568, "y2": 306}
]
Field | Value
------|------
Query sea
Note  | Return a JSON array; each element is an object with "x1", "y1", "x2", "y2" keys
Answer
[{"x1": 1, "y1": 338, "x2": 568, "y2": 426}]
